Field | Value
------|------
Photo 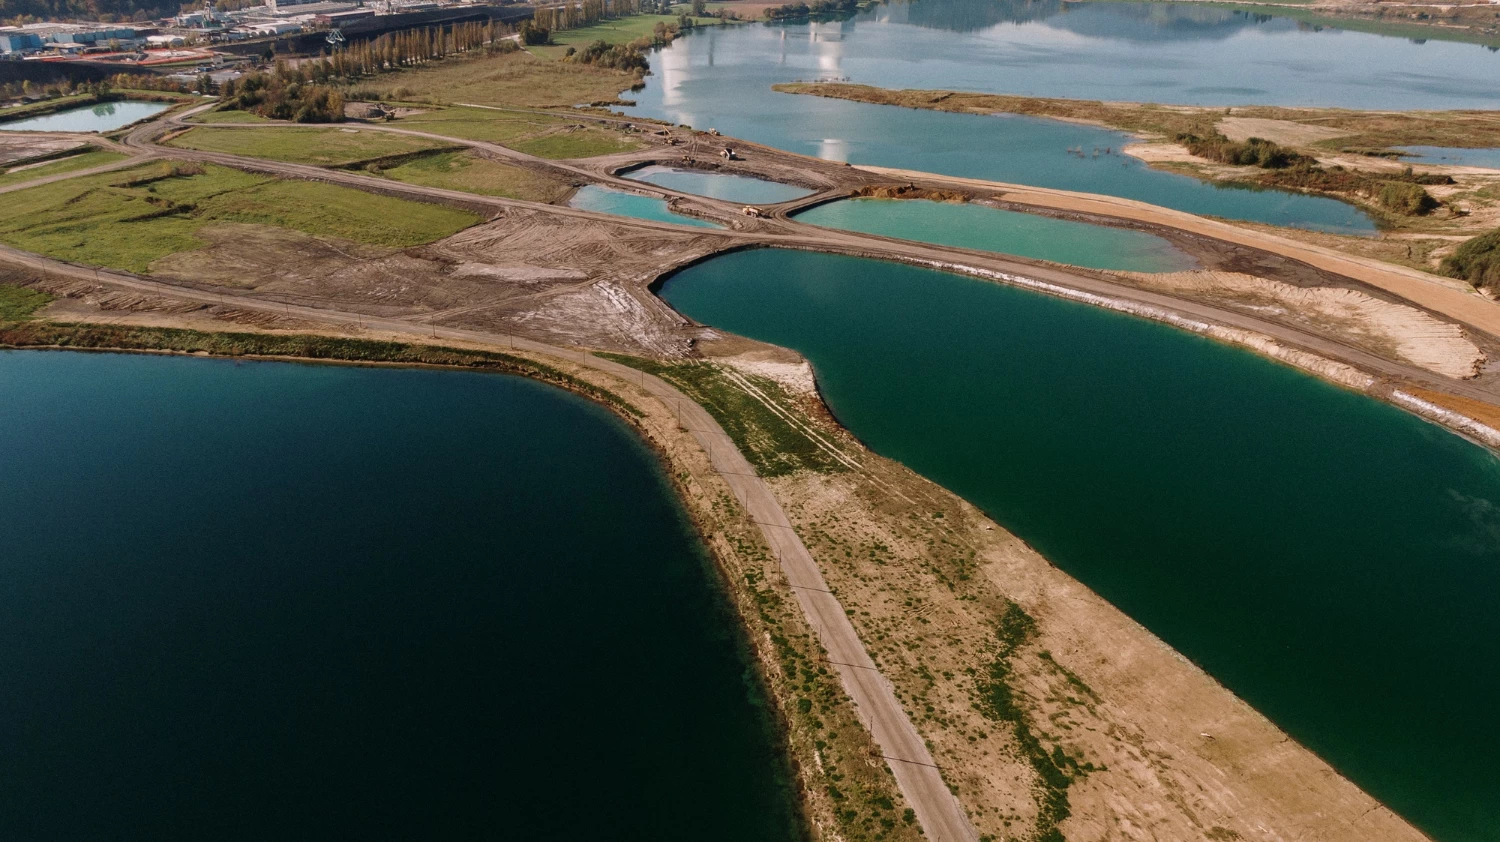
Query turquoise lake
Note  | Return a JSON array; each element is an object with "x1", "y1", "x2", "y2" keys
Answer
[
  {"x1": 569, "y1": 184, "x2": 724, "y2": 227},
  {"x1": 0, "y1": 351, "x2": 799, "y2": 841},
  {"x1": 659, "y1": 249, "x2": 1500, "y2": 842},
  {"x1": 795, "y1": 198, "x2": 1197, "y2": 272},
  {"x1": 627, "y1": 164, "x2": 815, "y2": 204},
  {"x1": 624, "y1": 0, "x2": 1498, "y2": 233},
  {"x1": 0, "y1": 100, "x2": 172, "y2": 132}
]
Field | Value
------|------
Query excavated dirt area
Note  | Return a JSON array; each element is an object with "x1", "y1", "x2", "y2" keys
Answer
[{"x1": 145, "y1": 212, "x2": 732, "y2": 357}]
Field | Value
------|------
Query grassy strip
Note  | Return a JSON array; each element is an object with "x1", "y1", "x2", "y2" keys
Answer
[
  {"x1": 598, "y1": 352, "x2": 847, "y2": 477},
  {"x1": 351, "y1": 50, "x2": 642, "y2": 109},
  {"x1": 976, "y1": 601, "x2": 1093, "y2": 842},
  {"x1": 376, "y1": 149, "x2": 573, "y2": 202},
  {"x1": 0, "y1": 161, "x2": 479, "y2": 273},
  {"x1": 0, "y1": 149, "x2": 128, "y2": 189},
  {"x1": 165, "y1": 126, "x2": 451, "y2": 168},
  {"x1": 372, "y1": 105, "x2": 642, "y2": 159},
  {"x1": 0, "y1": 320, "x2": 643, "y2": 418},
  {"x1": 0, "y1": 284, "x2": 53, "y2": 322}
]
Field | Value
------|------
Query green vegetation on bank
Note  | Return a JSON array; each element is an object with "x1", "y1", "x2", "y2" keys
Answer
[
  {"x1": 598, "y1": 353, "x2": 848, "y2": 477},
  {"x1": 0, "y1": 162, "x2": 478, "y2": 274},
  {"x1": 1441, "y1": 229, "x2": 1500, "y2": 288},
  {"x1": 0, "y1": 149, "x2": 128, "y2": 189},
  {"x1": 0, "y1": 284, "x2": 52, "y2": 323},
  {"x1": 0, "y1": 320, "x2": 643, "y2": 418},
  {"x1": 1174, "y1": 132, "x2": 1306, "y2": 169},
  {"x1": 976, "y1": 600, "x2": 1097, "y2": 842},
  {"x1": 164, "y1": 126, "x2": 453, "y2": 168},
  {"x1": 375, "y1": 150, "x2": 573, "y2": 203}
]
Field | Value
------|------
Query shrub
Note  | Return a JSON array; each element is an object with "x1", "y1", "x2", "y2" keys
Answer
[
  {"x1": 568, "y1": 39, "x2": 649, "y2": 72},
  {"x1": 1377, "y1": 180, "x2": 1438, "y2": 215},
  {"x1": 519, "y1": 21, "x2": 550, "y2": 45},
  {"x1": 1441, "y1": 229, "x2": 1500, "y2": 288},
  {"x1": 1174, "y1": 132, "x2": 1306, "y2": 169}
]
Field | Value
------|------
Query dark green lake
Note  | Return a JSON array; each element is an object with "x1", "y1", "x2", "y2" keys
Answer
[
  {"x1": 660, "y1": 249, "x2": 1500, "y2": 842},
  {"x1": 0, "y1": 351, "x2": 798, "y2": 841}
]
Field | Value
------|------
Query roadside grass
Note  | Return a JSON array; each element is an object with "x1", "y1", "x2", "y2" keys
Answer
[
  {"x1": 393, "y1": 105, "x2": 642, "y2": 159},
  {"x1": 350, "y1": 49, "x2": 638, "y2": 108},
  {"x1": 0, "y1": 161, "x2": 479, "y2": 273},
  {"x1": 0, "y1": 149, "x2": 128, "y2": 188},
  {"x1": 598, "y1": 353, "x2": 847, "y2": 476},
  {"x1": 190, "y1": 108, "x2": 273, "y2": 124},
  {"x1": 510, "y1": 129, "x2": 639, "y2": 159},
  {"x1": 0, "y1": 284, "x2": 52, "y2": 323},
  {"x1": 378, "y1": 149, "x2": 573, "y2": 202},
  {"x1": 164, "y1": 125, "x2": 452, "y2": 167}
]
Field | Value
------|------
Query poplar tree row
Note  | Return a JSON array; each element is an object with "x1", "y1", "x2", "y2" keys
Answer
[{"x1": 532, "y1": 0, "x2": 643, "y2": 34}]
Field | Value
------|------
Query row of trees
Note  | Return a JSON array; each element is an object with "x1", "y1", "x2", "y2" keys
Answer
[
  {"x1": 531, "y1": 0, "x2": 662, "y2": 34},
  {"x1": 293, "y1": 21, "x2": 509, "y2": 86}
]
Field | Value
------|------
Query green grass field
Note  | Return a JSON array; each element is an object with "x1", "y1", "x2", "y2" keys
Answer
[
  {"x1": 393, "y1": 106, "x2": 641, "y2": 159},
  {"x1": 191, "y1": 109, "x2": 273, "y2": 125},
  {"x1": 165, "y1": 126, "x2": 453, "y2": 167},
  {"x1": 0, "y1": 149, "x2": 129, "y2": 189},
  {"x1": 0, "y1": 284, "x2": 52, "y2": 323},
  {"x1": 0, "y1": 162, "x2": 479, "y2": 273},
  {"x1": 379, "y1": 149, "x2": 572, "y2": 202},
  {"x1": 351, "y1": 49, "x2": 639, "y2": 109},
  {"x1": 529, "y1": 14, "x2": 723, "y2": 58}
]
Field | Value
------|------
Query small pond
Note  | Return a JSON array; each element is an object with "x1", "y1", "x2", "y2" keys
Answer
[
  {"x1": 0, "y1": 100, "x2": 173, "y2": 133},
  {"x1": 568, "y1": 184, "x2": 724, "y2": 228}
]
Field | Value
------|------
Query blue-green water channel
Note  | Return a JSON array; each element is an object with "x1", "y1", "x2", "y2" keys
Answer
[
  {"x1": 795, "y1": 198, "x2": 1197, "y2": 272},
  {"x1": 627, "y1": 165, "x2": 814, "y2": 204},
  {"x1": 0, "y1": 351, "x2": 798, "y2": 841},
  {"x1": 623, "y1": 0, "x2": 1498, "y2": 233},
  {"x1": 569, "y1": 184, "x2": 723, "y2": 227},
  {"x1": 0, "y1": 100, "x2": 171, "y2": 132},
  {"x1": 1398, "y1": 146, "x2": 1500, "y2": 170},
  {"x1": 659, "y1": 249, "x2": 1500, "y2": 842}
]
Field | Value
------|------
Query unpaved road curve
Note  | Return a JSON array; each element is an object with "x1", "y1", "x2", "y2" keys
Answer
[{"x1": 0, "y1": 244, "x2": 981, "y2": 842}]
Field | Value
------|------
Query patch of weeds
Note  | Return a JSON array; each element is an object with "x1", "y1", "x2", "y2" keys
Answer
[
  {"x1": 597, "y1": 352, "x2": 847, "y2": 476},
  {"x1": 976, "y1": 599, "x2": 1093, "y2": 842},
  {"x1": 0, "y1": 284, "x2": 53, "y2": 323}
]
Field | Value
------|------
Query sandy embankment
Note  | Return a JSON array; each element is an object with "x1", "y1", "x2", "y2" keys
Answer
[{"x1": 1122, "y1": 269, "x2": 1485, "y2": 379}]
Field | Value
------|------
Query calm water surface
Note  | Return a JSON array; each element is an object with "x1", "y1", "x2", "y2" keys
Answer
[
  {"x1": 623, "y1": 0, "x2": 1496, "y2": 233},
  {"x1": 0, "y1": 100, "x2": 172, "y2": 132},
  {"x1": 569, "y1": 184, "x2": 724, "y2": 227},
  {"x1": 795, "y1": 198, "x2": 1196, "y2": 272},
  {"x1": 1398, "y1": 146, "x2": 1500, "y2": 170},
  {"x1": 627, "y1": 164, "x2": 815, "y2": 204},
  {"x1": 0, "y1": 351, "x2": 798, "y2": 841},
  {"x1": 660, "y1": 249, "x2": 1500, "y2": 842}
]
